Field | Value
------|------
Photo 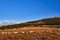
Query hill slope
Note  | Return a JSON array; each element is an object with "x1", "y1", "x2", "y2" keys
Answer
[
  {"x1": 0, "y1": 17, "x2": 60, "y2": 40},
  {"x1": 0, "y1": 17, "x2": 60, "y2": 29},
  {"x1": 0, "y1": 27, "x2": 60, "y2": 40}
]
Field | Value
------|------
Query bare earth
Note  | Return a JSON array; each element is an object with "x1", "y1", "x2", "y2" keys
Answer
[{"x1": 0, "y1": 27, "x2": 60, "y2": 40}]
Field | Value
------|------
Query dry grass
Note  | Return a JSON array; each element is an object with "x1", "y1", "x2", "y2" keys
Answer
[{"x1": 0, "y1": 27, "x2": 60, "y2": 40}]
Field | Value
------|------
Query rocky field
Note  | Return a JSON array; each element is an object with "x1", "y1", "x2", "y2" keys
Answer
[{"x1": 0, "y1": 27, "x2": 60, "y2": 40}]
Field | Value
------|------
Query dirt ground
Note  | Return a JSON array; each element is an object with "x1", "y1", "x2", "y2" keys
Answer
[{"x1": 0, "y1": 27, "x2": 60, "y2": 40}]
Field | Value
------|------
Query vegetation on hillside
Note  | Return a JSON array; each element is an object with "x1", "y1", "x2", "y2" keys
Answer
[{"x1": 0, "y1": 17, "x2": 60, "y2": 30}]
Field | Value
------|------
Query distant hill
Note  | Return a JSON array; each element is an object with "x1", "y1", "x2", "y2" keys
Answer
[
  {"x1": 24, "y1": 17, "x2": 60, "y2": 25},
  {"x1": 0, "y1": 17, "x2": 60, "y2": 29},
  {"x1": 40, "y1": 17, "x2": 60, "y2": 25}
]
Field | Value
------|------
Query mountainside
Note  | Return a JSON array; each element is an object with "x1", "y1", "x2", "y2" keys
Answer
[
  {"x1": 0, "y1": 17, "x2": 60, "y2": 29},
  {"x1": 40, "y1": 17, "x2": 60, "y2": 25},
  {"x1": 0, "y1": 17, "x2": 60, "y2": 40}
]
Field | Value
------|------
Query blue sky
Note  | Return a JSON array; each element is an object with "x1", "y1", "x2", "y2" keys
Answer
[{"x1": 0, "y1": 0, "x2": 60, "y2": 25}]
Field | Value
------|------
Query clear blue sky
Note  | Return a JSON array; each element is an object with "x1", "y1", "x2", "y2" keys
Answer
[{"x1": 0, "y1": 0, "x2": 60, "y2": 21}]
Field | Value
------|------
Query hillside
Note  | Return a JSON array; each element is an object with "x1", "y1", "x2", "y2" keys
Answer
[
  {"x1": 0, "y1": 17, "x2": 60, "y2": 40},
  {"x1": 40, "y1": 17, "x2": 60, "y2": 25},
  {"x1": 0, "y1": 17, "x2": 60, "y2": 29},
  {"x1": 0, "y1": 27, "x2": 60, "y2": 40}
]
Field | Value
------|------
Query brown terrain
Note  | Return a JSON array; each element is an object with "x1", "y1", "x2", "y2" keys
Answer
[
  {"x1": 0, "y1": 27, "x2": 60, "y2": 40},
  {"x1": 0, "y1": 17, "x2": 60, "y2": 40}
]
